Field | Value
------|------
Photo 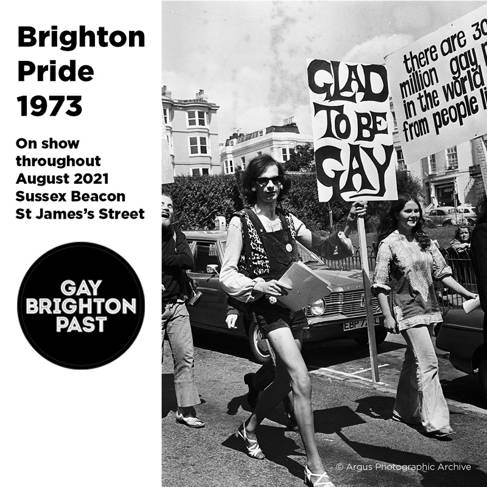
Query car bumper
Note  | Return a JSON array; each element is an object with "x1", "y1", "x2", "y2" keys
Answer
[{"x1": 301, "y1": 314, "x2": 384, "y2": 342}]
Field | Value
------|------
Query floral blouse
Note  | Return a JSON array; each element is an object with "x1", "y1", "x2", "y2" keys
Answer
[{"x1": 372, "y1": 230, "x2": 452, "y2": 330}]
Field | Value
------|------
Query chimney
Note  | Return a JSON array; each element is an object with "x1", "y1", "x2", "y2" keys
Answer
[
  {"x1": 282, "y1": 116, "x2": 295, "y2": 126},
  {"x1": 162, "y1": 85, "x2": 172, "y2": 97},
  {"x1": 196, "y1": 89, "x2": 207, "y2": 100}
]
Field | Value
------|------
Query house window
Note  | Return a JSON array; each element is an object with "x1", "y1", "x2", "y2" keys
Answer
[
  {"x1": 428, "y1": 154, "x2": 437, "y2": 173},
  {"x1": 224, "y1": 159, "x2": 234, "y2": 174},
  {"x1": 191, "y1": 167, "x2": 210, "y2": 177},
  {"x1": 188, "y1": 110, "x2": 206, "y2": 127},
  {"x1": 163, "y1": 107, "x2": 169, "y2": 124},
  {"x1": 281, "y1": 147, "x2": 295, "y2": 161},
  {"x1": 446, "y1": 146, "x2": 458, "y2": 170},
  {"x1": 165, "y1": 134, "x2": 173, "y2": 154},
  {"x1": 395, "y1": 148, "x2": 406, "y2": 171},
  {"x1": 189, "y1": 136, "x2": 208, "y2": 155},
  {"x1": 240, "y1": 156, "x2": 246, "y2": 169}
]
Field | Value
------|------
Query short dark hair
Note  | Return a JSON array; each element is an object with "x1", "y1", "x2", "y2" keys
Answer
[
  {"x1": 241, "y1": 154, "x2": 290, "y2": 205},
  {"x1": 161, "y1": 188, "x2": 172, "y2": 200}
]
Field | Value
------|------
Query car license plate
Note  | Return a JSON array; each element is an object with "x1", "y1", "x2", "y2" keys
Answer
[{"x1": 343, "y1": 320, "x2": 367, "y2": 331}]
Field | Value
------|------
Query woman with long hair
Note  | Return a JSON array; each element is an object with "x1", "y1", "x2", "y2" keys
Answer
[
  {"x1": 373, "y1": 195, "x2": 477, "y2": 439},
  {"x1": 220, "y1": 154, "x2": 364, "y2": 487},
  {"x1": 448, "y1": 225, "x2": 471, "y2": 253}
]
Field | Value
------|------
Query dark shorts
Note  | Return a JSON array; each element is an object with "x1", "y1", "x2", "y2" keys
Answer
[{"x1": 251, "y1": 299, "x2": 307, "y2": 340}]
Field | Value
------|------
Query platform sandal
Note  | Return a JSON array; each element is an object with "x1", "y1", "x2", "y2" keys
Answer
[
  {"x1": 304, "y1": 465, "x2": 335, "y2": 487},
  {"x1": 235, "y1": 422, "x2": 265, "y2": 460}
]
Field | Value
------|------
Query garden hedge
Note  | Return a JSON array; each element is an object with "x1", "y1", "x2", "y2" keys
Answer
[{"x1": 162, "y1": 170, "x2": 422, "y2": 232}]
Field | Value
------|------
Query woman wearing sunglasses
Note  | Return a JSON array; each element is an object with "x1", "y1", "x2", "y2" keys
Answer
[{"x1": 220, "y1": 154, "x2": 365, "y2": 487}]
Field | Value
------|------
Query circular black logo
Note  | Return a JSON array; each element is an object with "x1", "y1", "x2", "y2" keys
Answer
[{"x1": 18, "y1": 242, "x2": 145, "y2": 369}]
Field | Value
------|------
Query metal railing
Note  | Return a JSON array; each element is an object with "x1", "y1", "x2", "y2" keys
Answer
[
  {"x1": 320, "y1": 247, "x2": 477, "y2": 310},
  {"x1": 437, "y1": 249, "x2": 477, "y2": 309},
  {"x1": 321, "y1": 248, "x2": 376, "y2": 271}
]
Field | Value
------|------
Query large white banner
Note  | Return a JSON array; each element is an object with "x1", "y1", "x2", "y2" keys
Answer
[
  {"x1": 386, "y1": 4, "x2": 487, "y2": 163},
  {"x1": 307, "y1": 59, "x2": 398, "y2": 202}
]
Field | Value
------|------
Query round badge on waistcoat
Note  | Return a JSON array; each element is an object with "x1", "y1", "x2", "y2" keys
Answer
[{"x1": 286, "y1": 243, "x2": 293, "y2": 252}]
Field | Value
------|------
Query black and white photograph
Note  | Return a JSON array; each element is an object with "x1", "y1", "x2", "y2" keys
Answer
[{"x1": 162, "y1": 2, "x2": 487, "y2": 486}]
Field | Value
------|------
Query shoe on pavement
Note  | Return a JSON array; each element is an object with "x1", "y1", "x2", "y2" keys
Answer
[
  {"x1": 391, "y1": 413, "x2": 418, "y2": 426},
  {"x1": 304, "y1": 465, "x2": 335, "y2": 487},
  {"x1": 424, "y1": 429, "x2": 454, "y2": 441},
  {"x1": 286, "y1": 411, "x2": 298, "y2": 431},
  {"x1": 235, "y1": 421, "x2": 265, "y2": 460},
  {"x1": 175, "y1": 411, "x2": 205, "y2": 428}
]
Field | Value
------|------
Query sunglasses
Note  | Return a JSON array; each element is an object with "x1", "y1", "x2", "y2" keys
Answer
[{"x1": 255, "y1": 176, "x2": 282, "y2": 186}]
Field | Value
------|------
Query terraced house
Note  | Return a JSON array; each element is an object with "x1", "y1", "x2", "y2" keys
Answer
[{"x1": 162, "y1": 86, "x2": 220, "y2": 177}]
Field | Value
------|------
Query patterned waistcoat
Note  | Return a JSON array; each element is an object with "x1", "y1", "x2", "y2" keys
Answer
[{"x1": 235, "y1": 208, "x2": 297, "y2": 279}]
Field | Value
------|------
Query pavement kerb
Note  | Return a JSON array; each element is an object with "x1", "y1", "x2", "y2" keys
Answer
[{"x1": 310, "y1": 366, "x2": 487, "y2": 419}]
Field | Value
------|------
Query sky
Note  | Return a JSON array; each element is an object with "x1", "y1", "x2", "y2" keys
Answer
[{"x1": 162, "y1": 1, "x2": 483, "y2": 142}]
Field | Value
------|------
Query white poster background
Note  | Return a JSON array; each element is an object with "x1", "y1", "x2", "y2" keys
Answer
[
  {"x1": 308, "y1": 59, "x2": 398, "y2": 202},
  {"x1": 386, "y1": 4, "x2": 487, "y2": 163},
  {"x1": 0, "y1": 2, "x2": 161, "y2": 486}
]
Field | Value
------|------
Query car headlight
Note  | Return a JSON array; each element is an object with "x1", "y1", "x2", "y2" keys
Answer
[{"x1": 309, "y1": 299, "x2": 326, "y2": 316}]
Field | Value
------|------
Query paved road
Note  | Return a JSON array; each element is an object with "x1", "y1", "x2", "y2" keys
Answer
[
  {"x1": 304, "y1": 332, "x2": 487, "y2": 414},
  {"x1": 162, "y1": 332, "x2": 487, "y2": 487}
]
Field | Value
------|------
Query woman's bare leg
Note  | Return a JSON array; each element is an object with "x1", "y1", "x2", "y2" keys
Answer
[{"x1": 244, "y1": 327, "x2": 324, "y2": 473}]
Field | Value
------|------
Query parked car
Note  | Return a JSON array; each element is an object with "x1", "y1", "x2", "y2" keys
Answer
[
  {"x1": 455, "y1": 205, "x2": 478, "y2": 225},
  {"x1": 436, "y1": 307, "x2": 487, "y2": 399},
  {"x1": 425, "y1": 206, "x2": 469, "y2": 226},
  {"x1": 184, "y1": 230, "x2": 386, "y2": 363}
]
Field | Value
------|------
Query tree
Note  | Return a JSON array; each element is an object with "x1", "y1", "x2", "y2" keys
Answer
[
  {"x1": 284, "y1": 144, "x2": 315, "y2": 172},
  {"x1": 396, "y1": 169, "x2": 423, "y2": 197}
]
